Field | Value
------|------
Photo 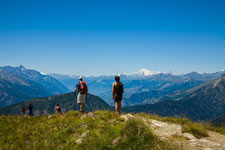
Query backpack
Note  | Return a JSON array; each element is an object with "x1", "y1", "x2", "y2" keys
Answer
[
  {"x1": 114, "y1": 82, "x2": 123, "y2": 100},
  {"x1": 56, "y1": 106, "x2": 61, "y2": 113},
  {"x1": 79, "y1": 81, "x2": 88, "y2": 94}
]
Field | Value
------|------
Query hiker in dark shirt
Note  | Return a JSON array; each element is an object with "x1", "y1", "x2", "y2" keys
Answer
[
  {"x1": 112, "y1": 75, "x2": 124, "y2": 114},
  {"x1": 28, "y1": 103, "x2": 33, "y2": 116}
]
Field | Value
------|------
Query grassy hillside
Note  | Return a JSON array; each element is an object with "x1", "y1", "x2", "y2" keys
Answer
[
  {"x1": 0, "y1": 111, "x2": 180, "y2": 150},
  {"x1": 0, "y1": 92, "x2": 111, "y2": 115}
]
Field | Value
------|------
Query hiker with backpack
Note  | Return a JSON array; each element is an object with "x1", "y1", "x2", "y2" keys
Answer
[
  {"x1": 28, "y1": 103, "x2": 33, "y2": 116},
  {"x1": 75, "y1": 77, "x2": 88, "y2": 113},
  {"x1": 112, "y1": 75, "x2": 124, "y2": 114},
  {"x1": 54, "y1": 104, "x2": 62, "y2": 114}
]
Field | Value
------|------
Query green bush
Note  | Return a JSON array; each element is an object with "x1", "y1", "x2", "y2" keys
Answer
[
  {"x1": 182, "y1": 123, "x2": 208, "y2": 138},
  {"x1": 115, "y1": 119, "x2": 179, "y2": 150}
]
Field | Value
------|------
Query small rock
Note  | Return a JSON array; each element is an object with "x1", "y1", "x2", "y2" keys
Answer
[
  {"x1": 112, "y1": 136, "x2": 121, "y2": 145},
  {"x1": 87, "y1": 112, "x2": 94, "y2": 117},
  {"x1": 75, "y1": 131, "x2": 89, "y2": 144},
  {"x1": 81, "y1": 131, "x2": 89, "y2": 138},
  {"x1": 76, "y1": 139, "x2": 82, "y2": 144},
  {"x1": 149, "y1": 119, "x2": 182, "y2": 137},
  {"x1": 120, "y1": 114, "x2": 134, "y2": 121},
  {"x1": 183, "y1": 133, "x2": 197, "y2": 140},
  {"x1": 81, "y1": 114, "x2": 87, "y2": 120}
]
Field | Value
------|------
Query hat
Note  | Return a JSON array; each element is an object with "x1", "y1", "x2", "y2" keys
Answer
[{"x1": 78, "y1": 76, "x2": 83, "y2": 80}]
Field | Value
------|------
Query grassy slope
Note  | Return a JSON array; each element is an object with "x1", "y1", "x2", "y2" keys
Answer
[
  {"x1": 1, "y1": 111, "x2": 224, "y2": 150},
  {"x1": 0, "y1": 111, "x2": 178, "y2": 150}
]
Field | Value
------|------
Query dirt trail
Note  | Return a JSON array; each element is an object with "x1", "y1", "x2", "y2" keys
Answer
[
  {"x1": 207, "y1": 131, "x2": 225, "y2": 147},
  {"x1": 120, "y1": 114, "x2": 225, "y2": 150}
]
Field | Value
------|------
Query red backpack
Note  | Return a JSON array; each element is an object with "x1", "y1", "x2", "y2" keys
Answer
[{"x1": 79, "y1": 81, "x2": 88, "y2": 93}]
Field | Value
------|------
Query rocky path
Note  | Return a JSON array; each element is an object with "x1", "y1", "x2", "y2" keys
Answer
[{"x1": 120, "y1": 114, "x2": 225, "y2": 150}]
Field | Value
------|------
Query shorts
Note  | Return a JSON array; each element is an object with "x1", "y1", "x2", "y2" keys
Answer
[
  {"x1": 77, "y1": 93, "x2": 86, "y2": 104},
  {"x1": 113, "y1": 94, "x2": 122, "y2": 102}
]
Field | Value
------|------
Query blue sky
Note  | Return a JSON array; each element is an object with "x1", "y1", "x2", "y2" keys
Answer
[{"x1": 0, "y1": 0, "x2": 225, "y2": 75}]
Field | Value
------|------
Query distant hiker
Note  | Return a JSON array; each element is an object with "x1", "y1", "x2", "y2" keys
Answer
[
  {"x1": 21, "y1": 106, "x2": 26, "y2": 115},
  {"x1": 75, "y1": 77, "x2": 88, "y2": 113},
  {"x1": 112, "y1": 75, "x2": 124, "y2": 114},
  {"x1": 54, "y1": 104, "x2": 62, "y2": 114},
  {"x1": 28, "y1": 103, "x2": 33, "y2": 116}
]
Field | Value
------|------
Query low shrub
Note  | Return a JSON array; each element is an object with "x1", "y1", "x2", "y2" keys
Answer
[
  {"x1": 115, "y1": 119, "x2": 179, "y2": 150},
  {"x1": 182, "y1": 123, "x2": 208, "y2": 138}
]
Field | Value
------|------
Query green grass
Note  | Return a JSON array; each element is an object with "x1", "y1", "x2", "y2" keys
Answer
[
  {"x1": 137, "y1": 112, "x2": 189, "y2": 125},
  {"x1": 115, "y1": 119, "x2": 179, "y2": 150},
  {"x1": 203, "y1": 124, "x2": 225, "y2": 135},
  {"x1": 0, "y1": 111, "x2": 181, "y2": 150}
]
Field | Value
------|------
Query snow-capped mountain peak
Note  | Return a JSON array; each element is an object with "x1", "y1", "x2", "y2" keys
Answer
[
  {"x1": 136, "y1": 68, "x2": 160, "y2": 76},
  {"x1": 40, "y1": 72, "x2": 47, "y2": 75}
]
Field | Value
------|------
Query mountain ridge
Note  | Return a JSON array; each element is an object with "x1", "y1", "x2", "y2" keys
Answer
[
  {"x1": 124, "y1": 75, "x2": 225, "y2": 121},
  {"x1": 49, "y1": 69, "x2": 225, "y2": 105},
  {"x1": 0, "y1": 65, "x2": 70, "y2": 107}
]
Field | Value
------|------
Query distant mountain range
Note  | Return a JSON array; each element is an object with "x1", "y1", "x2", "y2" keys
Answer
[
  {"x1": 0, "y1": 65, "x2": 70, "y2": 107},
  {"x1": 0, "y1": 92, "x2": 111, "y2": 115},
  {"x1": 124, "y1": 74, "x2": 225, "y2": 121},
  {"x1": 49, "y1": 69, "x2": 225, "y2": 106},
  {"x1": 1, "y1": 65, "x2": 225, "y2": 123}
]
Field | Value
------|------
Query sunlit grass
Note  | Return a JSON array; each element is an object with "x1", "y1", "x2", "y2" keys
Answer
[{"x1": 0, "y1": 111, "x2": 182, "y2": 150}]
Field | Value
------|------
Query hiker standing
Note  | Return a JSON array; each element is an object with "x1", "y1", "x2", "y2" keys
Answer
[
  {"x1": 28, "y1": 103, "x2": 33, "y2": 116},
  {"x1": 75, "y1": 77, "x2": 88, "y2": 113},
  {"x1": 21, "y1": 106, "x2": 26, "y2": 115},
  {"x1": 54, "y1": 104, "x2": 62, "y2": 114},
  {"x1": 112, "y1": 75, "x2": 124, "y2": 114}
]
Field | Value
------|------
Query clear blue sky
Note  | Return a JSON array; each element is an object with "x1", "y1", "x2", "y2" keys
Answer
[{"x1": 0, "y1": 0, "x2": 225, "y2": 75}]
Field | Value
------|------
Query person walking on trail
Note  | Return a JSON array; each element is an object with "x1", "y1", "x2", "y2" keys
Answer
[
  {"x1": 54, "y1": 104, "x2": 62, "y2": 114},
  {"x1": 75, "y1": 77, "x2": 88, "y2": 113},
  {"x1": 21, "y1": 106, "x2": 26, "y2": 115},
  {"x1": 112, "y1": 75, "x2": 124, "y2": 114},
  {"x1": 28, "y1": 103, "x2": 33, "y2": 116}
]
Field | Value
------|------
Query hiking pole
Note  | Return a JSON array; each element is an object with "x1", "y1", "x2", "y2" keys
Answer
[
  {"x1": 72, "y1": 92, "x2": 75, "y2": 110},
  {"x1": 72, "y1": 99, "x2": 74, "y2": 110}
]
